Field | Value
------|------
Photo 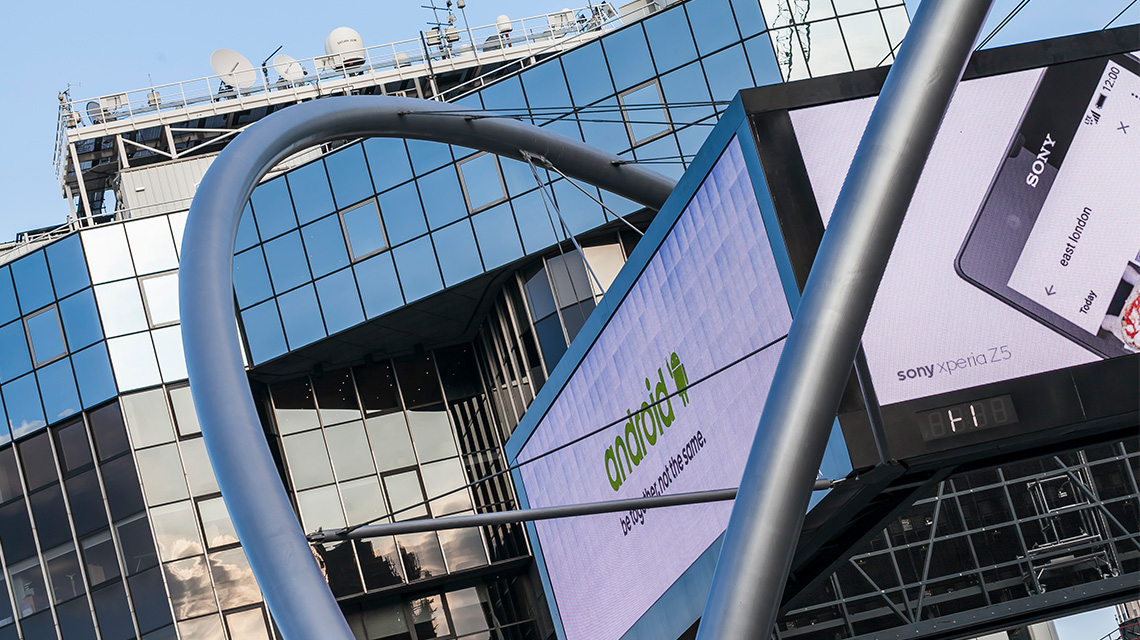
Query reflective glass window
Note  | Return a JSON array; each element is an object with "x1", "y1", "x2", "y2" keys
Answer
[
  {"x1": 378, "y1": 182, "x2": 427, "y2": 246},
  {"x1": 604, "y1": 25, "x2": 656, "y2": 92},
  {"x1": 325, "y1": 421, "x2": 374, "y2": 480},
  {"x1": 278, "y1": 284, "x2": 326, "y2": 349},
  {"x1": 58, "y1": 288, "x2": 102, "y2": 351},
  {"x1": 283, "y1": 430, "x2": 334, "y2": 489},
  {"x1": 92, "y1": 582, "x2": 134, "y2": 640},
  {"x1": 270, "y1": 378, "x2": 318, "y2": 434},
  {"x1": 45, "y1": 545, "x2": 84, "y2": 603},
  {"x1": 363, "y1": 137, "x2": 413, "y2": 193},
  {"x1": 56, "y1": 594, "x2": 97, "y2": 640},
  {"x1": 225, "y1": 608, "x2": 271, "y2": 640},
  {"x1": 136, "y1": 444, "x2": 189, "y2": 506},
  {"x1": 129, "y1": 565, "x2": 174, "y2": 633},
  {"x1": 0, "y1": 321, "x2": 31, "y2": 383},
  {"x1": 384, "y1": 470, "x2": 428, "y2": 521},
  {"x1": 89, "y1": 402, "x2": 129, "y2": 461},
  {"x1": 577, "y1": 96, "x2": 628, "y2": 155},
  {"x1": 100, "y1": 455, "x2": 145, "y2": 521},
  {"x1": 457, "y1": 154, "x2": 506, "y2": 213},
  {"x1": 81, "y1": 225, "x2": 134, "y2": 284},
  {"x1": 179, "y1": 615, "x2": 225, "y2": 640},
  {"x1": 140, "y1": 272, "x2": 180, "y2": 327},
  {"x1": 703, "y1": 44, "x2": 753, "y2": 102},
  {"x1": 240, "y1": 300, "x2": 287, "y2": 364},
  {"x1": 439, "y1": 526, "x2": 487, "y2": 571},
  {"x1": 12, "y1": 251, "x2": 55, "y2": 314},
  {"x1": 405, "y1": 140, "x2": 454, "y2": 176},
  {"x1": 731, "y1": 0, "x2": 767, "y2": 37},
  {"x1": 71, "y1": 344, "x2": 117, "y2": 408},
  {"x1": 354, "y1": 251, "x2": 404, "y2": 318},
  {"x1": 295, "y1": 485, "x2": 345, "y2": 531},
  {"x1": 833, "y1": 0, "x2": 877, "y2": 14},
  {"x1": 250, "y1": 177, "x2": 297, "y2": 241},
  {"x1": 561, "y1": 41, "x2": 614, "y2": 106},
  {"x1": 46, "y1": 235, "x2": 90, "y2": 299},
  {"x1": 234, "y1": 247, "x2": 272, "y2": 310},
  {"x1": 164, "y1": 555, "x2": 217, "y2": 619},
  {"x1": 687, "y1": 0, "x2": 741, "y2": 54},
  {"x1": 500, "y1": 157, "x2": 542, "y2": 197},
  {"x1": 55, "y1": 418, "x2": 93, "y2": 476},
  {"x1": 357, "y1": 535, "x2": 403, "y2": 590},
  {"x1": 477, "y1": 75, "x2": 525, "y2": 112},
  {"x1": 315, "y1": 539, "x2": 360, "y2": 597},
  {"x1": 803, "y1": 19, "x2": 854, "y2": 77},
  {"x1": 4, "y1": 373, "x2": 45, "y2": 438},
  {"x1": 0, "y1": 268, "x2": 16, "y2": 326},
  {"x1": 398, "y1": 532, "x2": 446, "y2": 580},
  {"x1": 421, "y1": 458, "x2": 470, "y2": 516},
  {"x1": 118, "y1": 514, "x2": 159, "y2": 575},
  {"x1": 19, "y1": 433, "x2": 56, "y2": 491},
  {"x1": 410, "y1": 593, "x2": 450, "y2": 635},
  {"x1": 197, "y1": 497, "x2": 238, "y2": 549},
  {"x1": 661, "y1": 61, "x2": 716, "y2": 124},
  {"x1": 541, "y1": 116, "x2": 583, "y2": 144},
  {"x1": 121, "y1": 388, "x2": 175, "y2": 448},
  {"x1": 150, "y1": 502, "x2": 202, "y2": 562},
  {"x1": 36, "y1": 358, "x2": 81, "y2": 424},
  {"x1": 769, "y1": 26, "x2": 809, "y2": 81},
  {"x1": 881, "y1": 5, "x2": 910, "y2": 52},
  {"x1": 743, "y1": 33, "x2": 783, "y2": 86},
  {"x1": 151, "y1": 325, "x2": 187, "y2": 384},
  {"x1": 340, "y1": 476, "x2": 386, "y2": 525},
  {"x1": 286, "y1": 159, "x2": 336, "y2": 225},
  {"x1": 447, "y1": 587, "x2": 491, "y2": 635},
  {"x1": 10, "y1": 558, "x2": 50, "y2": 616},
  {"x1": 407, "y1": 407, "x2": 456, "y2": 463},
  {"x1": 619, "y1": 81, "x2": 671, "y2": 146},
  {"x1": 263, "y1": 230, "x2": 311, "y2": 295},
  {"x1": 325, "y1": 143, "x2": 374, "y2": 208},
  {"x1": 315, "y1": 268, "x2": 364, "y2": 335},
  {"x1": 520, "y1": 59, "x2": 572, "y2": 113},
  {"x1": 208, "y1": 548, "x2": 261, "y2": 609},
  {"x1": 30, "y1": 484, "x2": 70, "y2": 549},
  {"x1": 534, "y1": 314, "x2": 567, "y2": 366},
  {"x1": 0, "y1": 499, "x2": 35, "y2": 562},
  {"x1": 392, "y1": 236, "x2": 443, "y2": 303},
  {"x1": 471, "y1": 202, "x2": 523, "y2": 270},
  {"x1": 644, "y1": 6, "x2": 698, "y2": 73},
  {"x1": 81, "y1": 530, "x2": 121, "y2": 586},
  {"x1": 168, "y1": 386, "x2": 200, "y2": 436},
  {"x1": 301, "y1": 214, "x2": 350, "y2": 278},
  {"x1": 419, "y1": 167, "x2": 468, "y2": 228},
  {"x1": 95, "y1": 279, "x2": 148, "y2": 337},
  {"x1": 366, "y1": 413, "x2": 417, "y2": 472},
  {"x1": 66, "y1": 470, "x2": 107, "y2": 536},
  {"x1": 634, "y1": 134, "x2": 685, "y2": 180},
  {"x1": 394, "y1": 354, "x2": 442, "y2": 408},
  {"x1": 524, "y1": 269, "x2": 557, "y2": 320},
  {"x1": 126, "y1": 216, "x2": 178, "y2": 276},
  {"x1": 341, "y1": 200, "x2": 388, "y2": 261},
  {"x1": 433, "y1": 220, "x2": 483, "y2": 287},
  {"x1": 179, "y1": 438, "x2": 218, "y2": 496},
  {"x1": 840, "y1": 11, "x2": 892, "y2": 69},
  {"x1": 354, "y1": 360, "x2": 399, "y2": 414},
  {"x1": 235, "y1": 204, "x2": 258, "y2": 252},
  {"x1": 512, "y1": 190, "x2": 560, "y2": 255},
  {"x1": 551, "y1": 179, "x2": 605, "y2": 236}
]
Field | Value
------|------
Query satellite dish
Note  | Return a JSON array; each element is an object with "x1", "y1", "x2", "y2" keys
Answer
[
  {"x1": 496, "y1": 14, "x2": 514, "y2": 33},
  {"x1": 210, "y1": 49, "x2": 258, "y2": 89},
  {"x1": 273, "y1": 54, "x2": 306, "y2": 82},
  {"x1": 325, "y1": 27, "x2": 365, "y2": 67}
]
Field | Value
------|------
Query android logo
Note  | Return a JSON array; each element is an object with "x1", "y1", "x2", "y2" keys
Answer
[{"x1": 668, "y1": 352, "x2": 689, "y2": 406}]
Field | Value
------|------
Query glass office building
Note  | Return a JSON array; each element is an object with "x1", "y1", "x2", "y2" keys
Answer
[{"x1": 3, "y1": 0, "x2": 1133, "y2": 638}]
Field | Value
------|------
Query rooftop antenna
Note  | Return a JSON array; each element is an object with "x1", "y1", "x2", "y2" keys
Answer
[{"x1": 260, "y1": 45, "x2": 284, "y2": 83}]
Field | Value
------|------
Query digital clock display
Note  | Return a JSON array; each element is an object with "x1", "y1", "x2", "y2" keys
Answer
[{"x1": 915, "y1": 395, "x2": 1018, "y2": 442}]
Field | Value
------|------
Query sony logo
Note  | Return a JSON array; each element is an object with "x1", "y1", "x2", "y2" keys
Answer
[{"x1": 1025, "y1": 133, "x2": 1056, "y2": 187}]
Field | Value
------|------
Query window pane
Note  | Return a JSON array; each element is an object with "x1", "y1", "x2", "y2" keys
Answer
[
  {"x1": 121, "y1": 388, "x2": 175, "y2": 448},
  {"x1": 55, "y1": 419, "x2": 92, "y2": 474},
  {"x1": 235, "y1": 205, "x2": 258, "y2": 252},
  {"x1": 560, "y1": 41, "x2": 614, "y2": 106},
  {"x1": 100, "y1": 455, "x2": 145, "y2": 521},
  {"x1": 72, "y1": 342, "x2": 118, "y2": 409},
  {"x1": 283, "y1": 430, "x2": 334, "y2": 490},
  {"x1": 577, "y1": 96, "x2": 629, "y2": 156},
  {"x1": 95, "y1": 279, "x2": 148, "y2": 337},
  {"x1": 301, "y1": 214, "x2": 350, "y2": 278},
  {"x1": 168, "y1": 386, "x2": 200, "y2": 436},
  {"x1": 644, "y1": 6, "x2": 698, "y2": 72},
  {"x1": 82, "y1": 225, "x2": 134, "y2": 284},
  {"x1": 447, "y1": 587, "x2": 492, "y2": 636},
  {"x1": 233, "y1": 247, "x2": 273, "y2": 309},
  {"x1": 363, "y1": 137, "x2": 413, "y2": 193},
  {"x1": 56, "y1": 595, "x2": 97, "y2": 640},
  {"x1": 179, "y1": 438, "x2": 218, "y2": 496},
  {"x1": 342, "y1": 200, "x2": 388, "y2": 260},
  {"x1": 354, "y1": 251, "x2": 404, "y2": 318},
  {"x1": 154, "y1": 327, "x2": 188, "y2": 384},
  {"x1": 458, "y1": 154, "x2": 505, "y2": 213},
  {"x1": 0, "y1": 499, "x2": 35, "y2": 562},
  {"x1": 150, "y1": 501, "x2": 203, "y2": 562},
  {"x1": 512, "y1": 189, "x2": 560, "y2": 255},
  {"x1": 0, "y1": 449, "x2": 21, "y2": 503},
  {"x1": 524, "y1": 270, "x2": 557, "y2": 320},
  {"x1": 687, "y1": 0, "x2": 741, "y2": 54},
  {"x1": 225, "y1": 609, "x2": 271, "y2": 640},
  {"x1": 89, "y1": 402, "x2": 129, "y2": 461},
  {"x1": 4, "y1": 373, "x2": 45, "y2": 438},
  {"x1": 286, "y1": 159, "x2": 336, "y2": 225},
  {"x1": 520, "y1": 59, "x2": 572, "y2": 113},
  {"x1": 392, "y1": 236, "x2": 443, "y2": 303},
  {"x1": 325, "y1": 421, "x2": 375, "y2": 480},
  {"x1": 197, "y1": 497, "x2": 238, "y2": 549},
  {"x1": 92, "y1": 582, "x2": 135, "y2": 639},
  {"x1": 37, "y1": 358, "x2": 81, "y2": 423},
  {"x1": 354, "y1": 360, "x2": 399, "y2": 414},
  {"x1": 394, "y1": 354, "x2": 443, "y2": 408},
  {"x1": 81, "y1": 531, "x2": 121, "y2": 586},
  {"x1": 136, "y1": 444, "x2": 189, "y2": 506},
  {"x1": 703, "y1": 43, "x2": 753, "y2": 102},
  {"x1": 744, "y1": 33, "x2": 783, "y2": 86},
  {"x1": 45, "y1": 545, "x2": 84, "y2": 603},
  {"x1": 433, "y1": 220, "x2": 483, "y2": 287},
  {"x1": 10, "y1": 559, "x2": 50, "y2": 616},
  {"x1": 129, "y1": 566, "x2": 174, "y2": 633},
  {"x1": 26, "y1": 307, "x2": 65, "y2": 364},
  {"x1": 620, "y1": 82, "x2": 671, "y2": 145},
  {"x1": 270, "y1": 377, "x2": 319, "y2": 434},
  {"x1": 398, "y1": 533, "x2": 446, "y2": 581},
  {"x1": 384, "y1": 470, "x2": 428, "y2": 521},
  {"x1": 12, "y1": 252, "x2": 55, "y2": 314},
  {"x1": 378, "y1": 182, "x2": 427, "y2": 246},
  {"x1": 315, "y1": 269, "x2": 364, "y2": 335},
  {"x1": 240, "y1": 300, "x2": 287, "y2": 364},
  {"x1": 0, "y1": 267, "x2": 15, "y2": 326},
  {"x1": 278, "y1": 284, "x2": 326, "y2": 349},
  {"x1": 357, "y1": 535, "x2": 404, "y2": 590},
  {"x1": 471, "y1": 202, "x2": 523, "y2": 270},
  {"x1": 107, "y1": 332, "x2": 162, "y2": 391},
  {"x1": 141, "y1": 272, "x2": 180, "y2": 327},
  {"x1": 208, "y1": 548, "x2": 261, "y2": 609},
  {"x1": 366, "y1": 413, "x2": 416, "y2": 472},
  {"x1": 126, "y1": 216, "x2": 178, "y2": 276},
  {"x1": 661, "y1": 61, "x2": 716, "y2": 125},
  {"x1": 178, "y1": 614, "x2": 225, "y2": 640},
  {"x1": 46, "y1": 235, "x2": 90, "y2": 299},
  {"x1": 315, "y1": 539, "x2": 361, "y2": 597},
  {"x1": 604, "y1": 25, "x2": 656, "y2": 92},
  {"x1": 58, "y1": 289, "x2": 103, "y2": 353},
  {"x1": 117, "y1": 514, "x2": 159, "y2": 575},
  {"x1": 164, "y1": 555, "x2": 217, "y2": 619},
  {"x1": 325, "y1": 143, "x2": 375, "y2": 208},
  {"x1": 339, "y1": 476, "x2": 387, "y2": 525},
  {"x1": 66, "y1": 469, "x2": 108, "y2": 536},
  {"x1": 0, "y1": 320, "x2": 31, "y2": 383},
  {"x1": 731, "y1": 0, "x2": 767, "y2": 38},
  {"x1": 478, "y1": 75, "x2": 525, "y2": 111},
  {"x1": 19, "y1": 433, "x2": 56, "y2": 490},
  {"x1": 534, "y1": 314, "x2": 567, "y2": 366},
  {"x1": 421, "y1": 458, "x2": 471, "y2": 516},
  {"x1": 30, "y1": 484, "x2": 70, "y2": 549},
  {"x1": 263, "y1": 230, "x2": 312, "y2": 294},
  {"x1": 250, "y1": 177, "x2": 297, "y2": 241},
  {"x1": 840, "y1": 11, "x2": 891, "y2": 69},
  {"x1": 405, "y1": 140, "x2": 454, "y2": 176},
  {"x1": 296, "y1": 485, "x2": 345, "y2": 532}
]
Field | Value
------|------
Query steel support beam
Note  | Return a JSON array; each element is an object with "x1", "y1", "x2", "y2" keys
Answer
[
  {"x1": 179, "y1": 95, "x2": 675, "y2": 640},
  {"x1": 695, "y1": 0, "x2": 994, "y2": 637}
]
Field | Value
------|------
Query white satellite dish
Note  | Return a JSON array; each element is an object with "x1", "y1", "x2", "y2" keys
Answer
[
  {"x1": 273, "y1": 54, "x2": 306, "y2": 83},
  {"x1": 210, "y1": 49, "x2": 258, "y2": 89},
  {"x1": 325, "y1": 27, "x2": 366, "y2": 67}
]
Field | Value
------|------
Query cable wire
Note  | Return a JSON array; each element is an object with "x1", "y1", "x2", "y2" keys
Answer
[
  {"x1": 976, "y1": 0, "x2": 1034, "y2": 51},
  {"x1": 1104, "y1": 0, "x2": 1137, "y2": 28}
]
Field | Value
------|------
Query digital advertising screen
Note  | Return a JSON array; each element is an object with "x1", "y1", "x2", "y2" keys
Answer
[
  {"x1": 789, "y1": 50, "x2": 1138, "y2": 443},
  {"x1": 507, "y1": 130, "x2": 851, "y2": 640}
]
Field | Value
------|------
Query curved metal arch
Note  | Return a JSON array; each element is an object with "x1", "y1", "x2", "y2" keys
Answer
[{"x1": 179, "y1": 95, "x2": 676, "y2": 639}]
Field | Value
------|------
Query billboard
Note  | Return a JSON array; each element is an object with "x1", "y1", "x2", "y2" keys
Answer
[
  {"x1": 507, "y1": 123, "x2": 851, "y2": 640},
  {"x1": 792, "y1": 52, "x2": 1139, "y2": 414}
]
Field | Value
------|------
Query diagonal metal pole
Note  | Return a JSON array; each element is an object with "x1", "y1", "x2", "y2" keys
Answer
[{"x1": 695, "y1": 0, "x2": 994, "y2": 637}]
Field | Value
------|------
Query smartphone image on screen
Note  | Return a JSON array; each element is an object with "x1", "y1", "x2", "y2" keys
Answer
[{"x1": 956, "y1": 53, "x2": 1140, "y2": 358}]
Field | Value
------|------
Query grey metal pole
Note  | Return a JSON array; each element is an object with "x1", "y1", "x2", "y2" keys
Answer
[{"x1": 695, "y1": 0, "x2": 993, "y2": 637}]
